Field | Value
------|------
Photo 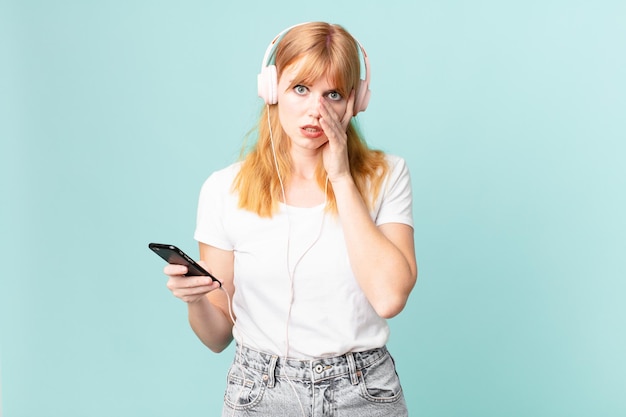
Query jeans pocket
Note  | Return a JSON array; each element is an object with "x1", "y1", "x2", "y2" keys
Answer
[
  {"x1": 224, "y1": 364, "x2": 268, "y2": 411},
  {"x1": 358, "y1": 353, "x2": 404, "y2": 404}
]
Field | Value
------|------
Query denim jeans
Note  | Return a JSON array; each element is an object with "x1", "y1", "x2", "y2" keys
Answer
[{"x1": 222, "y1": 344, "x2": 408, "y2": 416}]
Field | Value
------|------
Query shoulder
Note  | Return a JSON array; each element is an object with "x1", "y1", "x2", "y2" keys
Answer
[
  {"x1": 201, "y1": 162, "x2": 242, "y2": 191},
  {"x1": 384, "y1": 153, "x2": 406, "y2": 167},
  {"x1": 207, "y1": 161, "x2": 242, "y2": 182},
  {"x1": 378, "y1": 154, "x2": 412, "y2": 203},
  {"x1": 372, "y1": 154, "x2": 413, "y2": 226},
  {"x1": 382, "y1": 154, "x2": 410, "y2": 180}
]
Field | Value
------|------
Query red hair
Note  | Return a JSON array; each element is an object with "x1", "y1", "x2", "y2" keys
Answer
[{"x1": 234, "y1": 22, "x2": 388, "y2": 217}]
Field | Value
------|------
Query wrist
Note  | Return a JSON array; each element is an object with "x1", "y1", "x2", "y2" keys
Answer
[
  {"x1": 187, "y1": 293, "x2": 211, "y2": 307},
  {"x1": 329, "y1": 173, "x2": 354, "y2": 188}
]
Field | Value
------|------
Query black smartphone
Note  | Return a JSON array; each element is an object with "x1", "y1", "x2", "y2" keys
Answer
[{"x1": 148, "y1": 243, "x2": 221, "y2": 285}]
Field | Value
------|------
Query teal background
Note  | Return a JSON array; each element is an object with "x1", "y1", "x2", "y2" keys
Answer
[{"x1": 1, "y1": 1, "x2": 625, "y2": 416}]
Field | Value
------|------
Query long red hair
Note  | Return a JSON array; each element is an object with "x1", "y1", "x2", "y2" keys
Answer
[{"x1": 234, "y1": 22, "x2": 388, "y2": 217}]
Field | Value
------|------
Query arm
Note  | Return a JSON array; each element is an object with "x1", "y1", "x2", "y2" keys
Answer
[
  {"x1": 165, "y1": 242, "x2": 235, "y2": 352},
  {"x1": 319, "y1": 94, "x2": 417, "y2": 318},
  {"x1": 332, "y1": 177, "x2": 417, "y2": 318}
]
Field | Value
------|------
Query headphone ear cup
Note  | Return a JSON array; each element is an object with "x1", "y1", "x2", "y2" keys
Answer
[
  {"x1": 353, "y1": 79, "x2": 371, "y2": 115},
  {"x1": 258, "y1": 65, "x2": 278, "y2": 104}
]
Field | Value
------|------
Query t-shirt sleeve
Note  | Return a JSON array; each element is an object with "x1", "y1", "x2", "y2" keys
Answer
[
  {"x1": 374, "y1": 155, "x2": 414, "y2": 228},
  {"x1": 193, "y1": 167, "x2": 235, "y2": 250}
]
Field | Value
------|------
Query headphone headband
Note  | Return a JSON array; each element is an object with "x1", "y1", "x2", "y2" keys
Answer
[{"x1": 257, "y1": 22, "x2": 371, "y2": 115}]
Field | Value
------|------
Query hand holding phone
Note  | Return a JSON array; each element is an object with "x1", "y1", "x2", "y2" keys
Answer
[{"x1": 149, "y1": 243, "x2": 222, "y2": 286}]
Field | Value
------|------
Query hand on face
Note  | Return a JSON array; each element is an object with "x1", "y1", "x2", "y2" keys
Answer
[{"x1": 319, "y1": 89, "x2": 355, "y2": 183}]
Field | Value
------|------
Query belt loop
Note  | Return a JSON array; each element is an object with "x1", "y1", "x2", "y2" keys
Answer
[
  {"x1": 346, "y1": 352, "x2": 359, "y2": 386},
  {"x1": 266, "y1": 355, "x2": 278, "y2": 388}
]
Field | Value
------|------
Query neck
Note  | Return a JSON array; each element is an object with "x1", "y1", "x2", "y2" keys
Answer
[{"x1": 289, "y1": 149, "x2": 322, "y2": 180}]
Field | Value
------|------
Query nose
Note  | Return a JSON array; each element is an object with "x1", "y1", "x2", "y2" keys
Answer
[{"x1": 307, "y1": 95, "x2": 322, "y2": 119}]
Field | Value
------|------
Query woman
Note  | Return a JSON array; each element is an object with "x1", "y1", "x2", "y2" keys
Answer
[{"x1": 165, "y1": 22, "x2": 417, "y2": 416}]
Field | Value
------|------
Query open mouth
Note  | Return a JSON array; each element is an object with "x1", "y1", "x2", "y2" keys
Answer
[{"x1": 301, "y1": 125, "x2": 323, "y2": 138}]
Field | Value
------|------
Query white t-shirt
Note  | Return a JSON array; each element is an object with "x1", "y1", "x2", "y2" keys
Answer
[{"x1": 194, "y1": 154, "x2": 413, "y2": 359}]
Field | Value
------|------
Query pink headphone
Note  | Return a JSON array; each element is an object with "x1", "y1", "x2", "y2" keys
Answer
[{"x1": 257, "y1": 23, "x2": 371, "y2": 115}]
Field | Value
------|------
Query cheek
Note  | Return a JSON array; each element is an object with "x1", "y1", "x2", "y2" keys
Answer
[
  {"x1": 277, "y1": 103, "x2": 298, "y2": 134},
  {"x1": 277, "y1": 106, "x2": 289, "y2": 130},
  {"x1": 330, "y1": 100, "x2": 348, "y2": 117}
]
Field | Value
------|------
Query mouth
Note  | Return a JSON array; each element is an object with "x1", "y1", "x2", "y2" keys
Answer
[{"x1": 301, "y1": 125, "x2": 324, "y2": 139}]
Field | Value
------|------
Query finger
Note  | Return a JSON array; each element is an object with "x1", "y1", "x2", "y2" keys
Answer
[
  {"x1": 319, "y1": 98, "x2": 340, "y2": 125},
  {"x1": 319, "y1": 116, "x2": 342, "y2": 146},
  {"x1": 164, "y1": 264, "x2": 188, "y2": 276},
  {"x1": 176, "y1": 284, "x2": 216, "y2": 296},
  {"x1": 319, "y1": 94, "x2": 353, "y2": 133},
  {"x1": 179, "y1": 275, "x2": 216, "y2": 288},
  {"x1": 319, "y1": 100, "x2": 344, "y2": 139},
  {"x1": 171, "y1": 286, "x2": 214, "y2": 304},
  {"x1": 167, "y1": 276, "x2": 217, "y2": 293},
  {"x1": 342, "y1": 90, "x2": 355, "y2": 128}
]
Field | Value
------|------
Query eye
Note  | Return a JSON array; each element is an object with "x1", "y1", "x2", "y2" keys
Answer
[
  {"x1": 327, "y1": 91, "x2": 342, "y2": 101},
  {"x1": 294, "y1": 85, "x2": 308, "y2": 95}
]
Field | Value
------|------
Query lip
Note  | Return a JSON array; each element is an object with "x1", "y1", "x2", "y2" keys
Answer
[{"x1": 300, "y1": 125, "x2": 324, "y2": 139}]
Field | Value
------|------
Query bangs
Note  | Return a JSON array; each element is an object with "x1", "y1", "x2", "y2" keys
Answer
[
  {"x1": 274, "y1": 23, "x2": 362, "y2": 100},
  {"x1": 275, "y1": 24, "x2": 361, "y2": 98},
  {"x1": 285, "y1": 54, "x2": 353, "y2": 98}
]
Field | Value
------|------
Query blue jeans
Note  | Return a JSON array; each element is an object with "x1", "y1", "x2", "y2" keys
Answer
[{"x1": 222, "y1": 344, "x2": 408, "y2": 416}]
